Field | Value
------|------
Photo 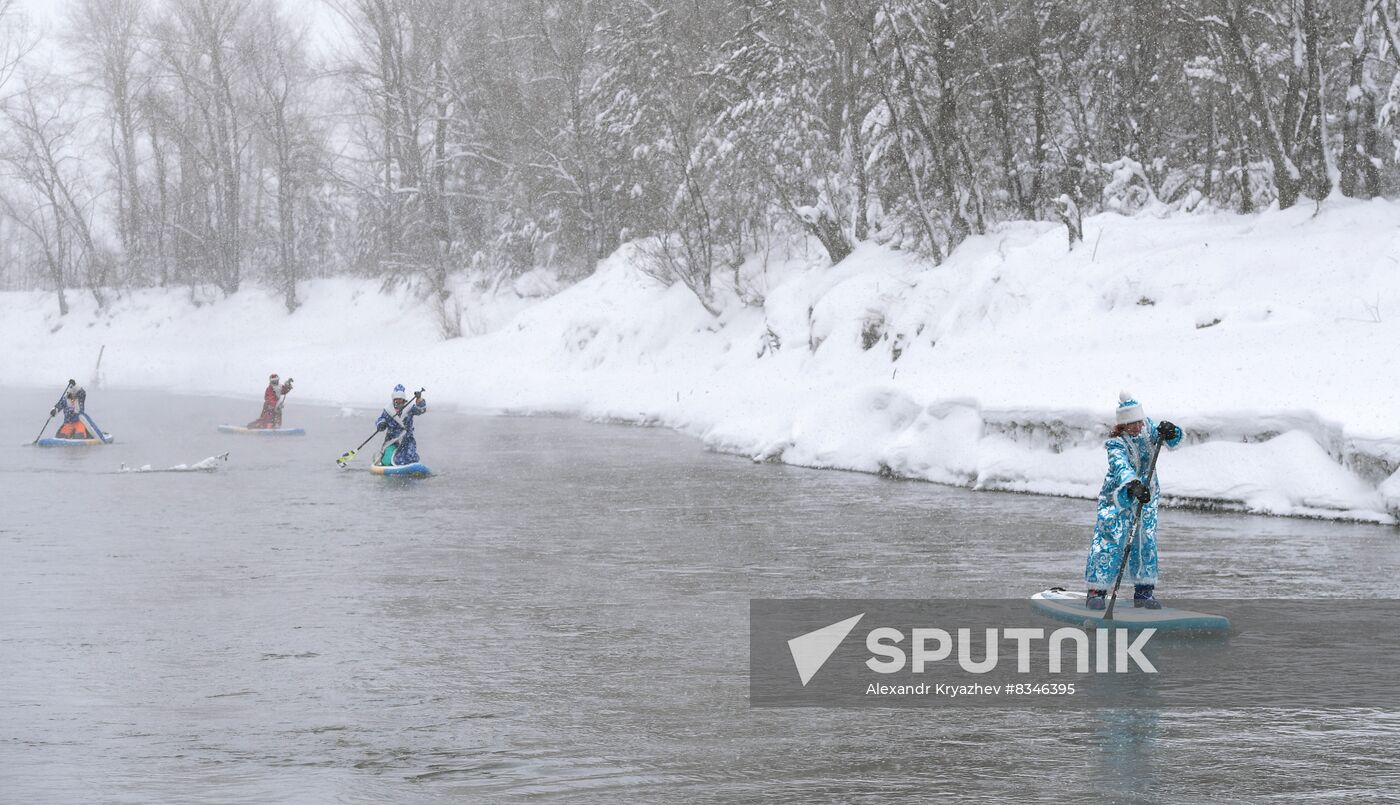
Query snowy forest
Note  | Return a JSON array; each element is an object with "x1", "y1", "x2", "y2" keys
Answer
[{"x1": 1, "y1": 0, "x2": 1398, "y2": 334}]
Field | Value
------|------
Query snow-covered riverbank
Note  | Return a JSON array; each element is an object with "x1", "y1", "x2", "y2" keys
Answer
[{"x1": 5, "y1": 200, "x2": 1400, "y2": 523}]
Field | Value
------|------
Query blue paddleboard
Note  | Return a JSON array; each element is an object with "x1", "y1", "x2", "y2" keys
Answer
[
  {"x1": 35, "y1": 434, "x2": 115, "y2": 447},
  {"x1": 370, "y1": 462, "x2": 431, "y2": 478},
  {"x1": 218, "y1": 425, "x2": 306, "y2": 436},
  {"x1": 1030, "y1": 588, "x2": 1230, "y2": 633}
]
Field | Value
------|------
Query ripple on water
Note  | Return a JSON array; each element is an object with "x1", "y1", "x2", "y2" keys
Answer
[{"x1": 0, "y1": 389, "x2": 1397, "y2": 801}]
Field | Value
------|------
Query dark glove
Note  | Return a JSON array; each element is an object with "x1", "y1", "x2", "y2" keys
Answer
[
  {"x1": 1126, "y1": 479, "x2": 1151, "y2": 504},
  {"x1": 1157, "y1": 420, "x2": 1179, "y2": 441},
  {"x1": 67, "y1": 378, "x2": 75, "y2": 386},
  {"x1": 376, "y1": 422, "x2": 388, "y2": 431},
  {"x1": 49, "y1": 408, "x2": 57, "y2": 417}
]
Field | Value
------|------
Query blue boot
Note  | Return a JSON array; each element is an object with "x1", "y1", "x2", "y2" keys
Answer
[
  {"x1": 1133, "y1": 585, "x2": 1162, "y2": 609},
  {"x1": 1086, "y1": 589, "x2": 1107, "y2": 610}
]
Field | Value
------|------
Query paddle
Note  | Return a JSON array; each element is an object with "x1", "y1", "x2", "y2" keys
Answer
[
  {"x1": 1104, "y1": 434, "x2": 1166, "y2": 621},
  {"x1": 335, "y1": 431, "x2": 380, "y2": 468},
  {"x1": 335, "y1": 388, "x2": 424, "y2": 468},
  {"x1": 31, "y1": 379, "x2": 75, "y2": 443}
]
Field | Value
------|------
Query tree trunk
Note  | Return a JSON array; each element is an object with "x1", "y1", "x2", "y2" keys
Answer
[
  {"x1": 1297, "y1": 0, "x2": 1334, "y2": 200},
  {"x1": 1215, "y1": 15, "x2": 1301, "y2": 209},
  {"x1": 801, "y1": 206, "x2": 852, "y2": 264},
  {"x1": 1029, "y1": 50, "x2": 1047, "y2": 218},
  {"x1": 1202, "y1": 102, "x2": 1216, "y2": 203},
  {"x1": 1236, "y1": 115, "x2": 1253, "y2": 214},
  {"x1": 865, "y1": 24, "x2": 943, "y2": 264},
  {"x1": 276, "y1": 106, "x2": 297, "y2": 312},
  {"x1": 1340, "y1": 6, "x2": 1378, "y2": 198}
]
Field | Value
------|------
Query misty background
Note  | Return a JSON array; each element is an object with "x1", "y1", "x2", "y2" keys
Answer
[{"x1": 0, "y1": 0, "x2": 1394, "y2": 336}]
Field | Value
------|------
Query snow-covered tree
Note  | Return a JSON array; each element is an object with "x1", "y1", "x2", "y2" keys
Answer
[{"x1": 709, "y1": 0, "x2": 876, "y2": 265}]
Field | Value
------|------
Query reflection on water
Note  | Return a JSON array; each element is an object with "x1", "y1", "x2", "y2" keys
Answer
[{"x1": 1, "y1": 388, "x2": 1397, "y2": 801}]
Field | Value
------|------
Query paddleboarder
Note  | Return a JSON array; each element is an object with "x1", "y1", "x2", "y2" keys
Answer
[
  {"x1": 247, "y1": 373, "x2": 294, "y2": 429},
  {"x1": 51, "y1": 383, "x2": 92, "y2": 438},
  {"x1": 1083, "y1": 392, "x2": 1183, "y2": 610},
  {"x1": 374, "y1": 384, "x2": 427, "y2": 467}
]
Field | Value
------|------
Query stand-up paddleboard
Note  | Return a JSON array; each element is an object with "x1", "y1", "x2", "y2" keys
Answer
[
  {"x1": 1030, "y1": 588, "x2": 1229, "y2": 633},
  {"x1": 370, "y1": 462, "x2": 431, "y2": 478},
  {"x1": 35, "y1": 433, "x2": 115, "y2": 447},
  {"x1": 218, "y1": 425, "x2": 306, "y2": 436}
]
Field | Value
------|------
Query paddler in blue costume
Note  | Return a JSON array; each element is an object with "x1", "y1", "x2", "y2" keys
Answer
[
  {"x1": 374, "y1": 384, "x2": 427, "y2": 466},
  {"x1": 1083, "y1": 392, "x2": 1183, "y2": 610},
  {"x1": 51, "y1": 382, "x2": 94, "y2": 438}
]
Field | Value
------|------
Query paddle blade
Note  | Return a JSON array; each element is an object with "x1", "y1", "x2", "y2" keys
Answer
[{"x1": 335, "y1": 449, "x2": 357, "y2": 468}]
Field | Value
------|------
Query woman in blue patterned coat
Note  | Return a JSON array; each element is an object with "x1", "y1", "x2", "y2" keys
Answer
[
  {"x1": 374, "y1": 384, "x2": 427, "y2": 466},
  {"x1": 1084, "y1": 392, "x2": 1183, "y2": 610}
]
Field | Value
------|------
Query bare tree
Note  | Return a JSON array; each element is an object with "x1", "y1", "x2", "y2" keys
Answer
[
  {"x1": 151, "y1": 0, "x2": 253, "y2": 294},
  {"x1": 66, "y1": 0, "x2": 147, "y2": 281},
  {"x1": 1, "y1": 78, "x2": 108, "y2": 310},
  {"x1": 1341, "y1": 0, "x2": 1384, "y2": 198},
  {"x1": 0, "y1": 0, "x2": 30, "y2": 98},
  {"x1": 329, "y1": 0, "x2": 467, "y2": 336},
  {"x1": 243, "y1": 0, "x2": 315, "y2": 311},
  {"x1": 1206, "y1": 1, "x2": 1302, "y2": 208}
]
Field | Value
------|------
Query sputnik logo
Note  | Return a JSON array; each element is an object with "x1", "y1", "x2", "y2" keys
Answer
[{"x1": 787, "y1": 614, "x2": 864, "y2": 686}]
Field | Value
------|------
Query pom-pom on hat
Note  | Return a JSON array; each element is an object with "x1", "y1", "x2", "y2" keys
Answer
[
  {"x1": 391, "y1": 383, "x2": 407, "y2": 401},
  {"x1": 1116, "y1": 391, "x2": 1145, "y2": 424}
]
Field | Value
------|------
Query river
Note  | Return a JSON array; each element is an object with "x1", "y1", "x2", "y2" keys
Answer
[{"x1": 2, "y1": 388, "x2": 1396, "y2": 802}]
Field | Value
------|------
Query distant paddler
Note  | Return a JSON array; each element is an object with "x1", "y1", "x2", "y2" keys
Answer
[
  {"x1": 51, "y1": 382, "x2": 96, "y2": 438},
  {"x1": 247, "y1": 373, "x2": 294, "y2": 429}
]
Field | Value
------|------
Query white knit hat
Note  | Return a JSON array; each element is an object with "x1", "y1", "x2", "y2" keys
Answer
[
  {"x1": 1116, "y1": 391, "x2": 1145, "y2": 424},
  {"x1": 391, "y1": 383, "x2": 407, "y2": 401}
]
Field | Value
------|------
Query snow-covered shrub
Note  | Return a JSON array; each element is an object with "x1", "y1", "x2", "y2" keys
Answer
[
  {"x1": 860, "y1": 314, "x2": 884, "y2": 351},
  {"x1": 1100, "y1": 157, "x2": 1160, "y2": 214}
]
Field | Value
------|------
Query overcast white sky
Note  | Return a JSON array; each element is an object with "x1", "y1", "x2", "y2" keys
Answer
[{"x1": 10, "y1": 0, "x2": 350, "y2": 66}]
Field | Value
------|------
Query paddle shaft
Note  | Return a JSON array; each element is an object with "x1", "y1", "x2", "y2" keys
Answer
[
  {"x1": 1105, "y1": 435, "x2": 1165, "y2": 621},
  {"x1": 32, "y1": 380, "x2": 76, "y2": 443},
  {"x1": 31, "y1": 413, "x2": 56, "y2": 444}
]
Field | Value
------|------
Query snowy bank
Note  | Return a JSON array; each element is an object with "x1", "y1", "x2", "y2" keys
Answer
[{"x1": 4, "y1": 200, "x2": 1400, "y2": 523}]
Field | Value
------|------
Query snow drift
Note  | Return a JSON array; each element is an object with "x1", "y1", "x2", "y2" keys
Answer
[{"x1": 4, "y1": 200, "x2": 1399, "y2": 523}]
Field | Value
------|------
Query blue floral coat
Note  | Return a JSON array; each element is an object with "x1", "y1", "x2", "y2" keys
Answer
[
  {"x1": 1083, "y1": 417, "x2": 1183, "y2": 589},
  {"x1": 375, "y1": 398, "x2": 427, "y2": 465}
]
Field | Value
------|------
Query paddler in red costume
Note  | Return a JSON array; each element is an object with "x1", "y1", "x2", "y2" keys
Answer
[{"x1": 247, "y1": 373, "x2": 294, "y2": 429}]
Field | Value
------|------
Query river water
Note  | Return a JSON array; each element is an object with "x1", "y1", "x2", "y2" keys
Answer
[{"x1": 2, "y1": 389, "x2": 1397, "y2": 802}]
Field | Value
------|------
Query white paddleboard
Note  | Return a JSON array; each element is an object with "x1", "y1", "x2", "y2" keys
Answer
[{"x1": 1030, "y1": 588, "x2": 1230, "y2": 633}]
